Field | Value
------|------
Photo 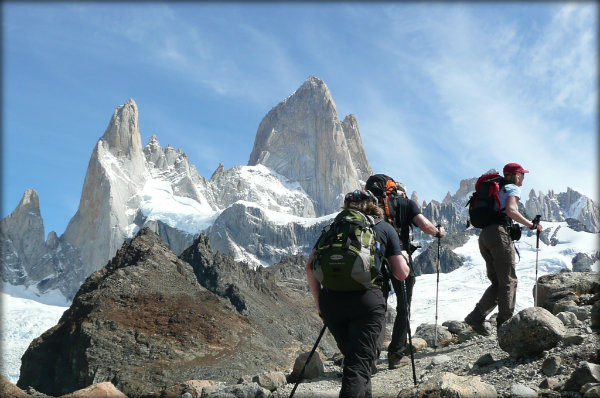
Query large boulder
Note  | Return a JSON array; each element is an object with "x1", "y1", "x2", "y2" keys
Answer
[
  {"x1": 497, "y1": 307, "x2": 566, "y2": 358},
  {"x1": 535, "y1": 272, "x2": 600, "y2": 312},
  {"x1": 414, "y1": 324, "x2": 454, "y2": 348}
]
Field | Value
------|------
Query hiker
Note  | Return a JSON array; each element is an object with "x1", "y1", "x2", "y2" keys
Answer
[
  {"x1": 306, "y1": 189, "x2": 410, "y2": 398},
  {"x1": 464, "y1": 163, "x2": 543, "y2": 335},
  {"x1": 365, "y1": 174, "x2": 445, "y2": 369}
]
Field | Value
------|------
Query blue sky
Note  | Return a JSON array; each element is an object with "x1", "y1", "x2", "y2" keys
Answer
[{"x1": 2, "y1": 2, "x2": 597, "y2": 236}]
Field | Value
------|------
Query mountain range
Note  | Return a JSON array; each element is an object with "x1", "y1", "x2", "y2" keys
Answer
[{"x1": 1, "y1": 76, "x2": 598, "y2": 302}]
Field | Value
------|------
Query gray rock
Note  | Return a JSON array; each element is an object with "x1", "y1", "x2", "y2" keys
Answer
[
  {"x1": 510, "y1": 383, "x2": 537, "y2": 397},
  {"x1": 573, "y1": 252, "x2": 595, "y2": 272},
  {"x1": 442, "y1": 320, "x2": 468, "y2": 335},
  {"x1": 412, "y1": 241, "x2": 464, "y2": 275},
  {"x1": 430, "y1": 355, "x2": 452, "y2": 366},
  {"x1": 565, "y1": 362, "x2": 600, "y2": 392},
  {"x1": 556, "y1": 311, "x2": 582, "y2": 328},
  {"x1": 498, "y1": 307, "x2": 566, "y2": 358},
  {"x1": 584, "y1": 384, "x2": 600, "y2": 398},
  {"x1": 252, "y1": 371, "x2": 286, "y2": 392},
  {"x1": 475, "y1": 353, "x2": 496, "y2": 367},
  {"x1": 396, "y1": 372, "x2": 497, "y2": 398},
  {"x1": 203, "y1": 382, "x2": 271, "y2": 398},
  {"x1": 414, "y1": 324, "x2": 454, "y2": 348},
  {"x1": 289, "y1": 352, "x2": 324, "y2": 382},
  {"x1": 542, "y1": 356, "x2": 561, "y2": 376},
  {"x1": 539, "y1": 377, "x2": 561, "y2": 390},
  {"x1": 563, "y1": 334, "x2": 585, "y2": 346},
  {"x1": 592, "y1": 301, "x2": 600, "y2": 328},
  {"x1": 536, "y1": 272, "x2": 600, "y2": 312}
]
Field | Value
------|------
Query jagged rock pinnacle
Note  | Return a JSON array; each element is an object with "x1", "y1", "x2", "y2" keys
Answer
[{"x1": 248, "y1": 76, "x2": 370, "y2": 215}]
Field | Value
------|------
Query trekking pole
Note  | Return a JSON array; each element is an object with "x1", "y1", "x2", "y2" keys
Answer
[
  {"x1": 400, "y1": 279, "x2": 418, "y2": 386},
  {"x1": 434, "y1": 223, "x2": 441, "y2": 349},
  {"x1": 289, "y1": 324, "x2": 327, "y2": 398},
  {"x1": 532, "y1": 215, "x2": 541, "y2": 307}
]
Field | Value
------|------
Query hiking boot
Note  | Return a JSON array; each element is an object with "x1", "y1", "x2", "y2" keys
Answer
[
  {"x1": 465, "y1": 317, "x2": 491, "y2": 336},
  {"x1": 465, "y1": 309, "x2": 491, "y2": 337},
  {"x1": 388, "y1": 352, "x2": 409, "y2": 370},
  {"x1": 371, "y1": 359, "x2": 378, "y2": 374}
]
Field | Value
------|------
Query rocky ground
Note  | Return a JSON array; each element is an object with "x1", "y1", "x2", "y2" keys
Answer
[{"x1": 274, "y1": 316, "x2": 599, "y2": 398}]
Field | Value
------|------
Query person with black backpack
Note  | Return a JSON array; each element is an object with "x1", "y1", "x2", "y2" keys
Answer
[
  {"x1": 306, "y1": 189, "x2": 410, "y2": 398},
  {"x1": 364, "y1": 174, "x2": 445, "y2": 369},
  {"x1": 464, "y1": 163, "x2": 543, "y2": 336}
]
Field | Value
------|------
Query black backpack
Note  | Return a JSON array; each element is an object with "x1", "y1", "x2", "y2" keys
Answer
[
  {"x1": 466, "y1": 172, "x2": 508, "y2": 228},
  {"x1": 365, "y1": 174, "x2": 400, "y2": 227}
]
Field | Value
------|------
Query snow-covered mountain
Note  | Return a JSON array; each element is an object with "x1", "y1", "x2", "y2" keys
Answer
[{"x1": 1, "y1": 75, "x2": 598, "y2": 305}]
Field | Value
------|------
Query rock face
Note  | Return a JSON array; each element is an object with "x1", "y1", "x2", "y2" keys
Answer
[
  {"x1": 525, "y1": 188, "x2": 600, "y2": 233},
  {"x1": 18, "y1": 229, "x2": 258, "y2": 397},
  {"x1": 0, "y1": 189, "x2": 84, "y2": 299},
  {"x1": 62, "y1": 99, "x2": 147, "y2": 281},
  {"x1": 248, "y1": 76, "x2": 369, "y2": 216},
  {"x1": 18, "y1": 230, "x2": 336, "y2": 397},
  {"x1": 180, "y1": 237, "x2": 337, "y2": 355}
]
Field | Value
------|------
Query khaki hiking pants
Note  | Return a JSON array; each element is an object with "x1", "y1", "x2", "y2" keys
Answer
[{"x1": 476, "y1": 224, "x2": 517, "y2": 325}]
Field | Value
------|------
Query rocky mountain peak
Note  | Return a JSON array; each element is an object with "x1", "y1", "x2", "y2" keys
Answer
[
  {"x1": 1, "y1": 189, "x2": 46, "y2": 276},
  {"x1": 247, "y1": 76, "x2": 369, "y2": 215},
  {"x1": 100, "y1": 98, "x2": 143, "y2": 163},
  {"x1": 16, "y1": 188, "x2": 41, "y2": 212},
  {"x1": 342, "y1": 114, "x2": 373, "y2": 183},
  {"x1": 210, "y1": 162, "x2": 226, "y2": 180}
]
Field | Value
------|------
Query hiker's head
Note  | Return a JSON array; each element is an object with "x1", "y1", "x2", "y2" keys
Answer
[
  {"x1": 503, "y1": 163, "x2": 529, "y2": 186},
  {"x1": 343, "y1": 190, "x2": 383, "y2": 217}
]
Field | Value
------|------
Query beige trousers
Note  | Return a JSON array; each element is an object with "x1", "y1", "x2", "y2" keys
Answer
[{"x1": 476, "y1": 223, "x2": 517, "y2": 324}]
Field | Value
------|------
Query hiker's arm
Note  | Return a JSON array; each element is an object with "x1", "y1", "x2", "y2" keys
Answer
[
  {"x1": 505, "y1": 196, "x2": 543, "y2": 232},
  {"x1": 305, "y1": 249, "x2": 322, "y2": 316},
  {"x1": 413, "y1": 214, "x2": 446, "y2": 238},
  {"x1": 388, "y1": 251, "x2": 410, "y2": 281}
]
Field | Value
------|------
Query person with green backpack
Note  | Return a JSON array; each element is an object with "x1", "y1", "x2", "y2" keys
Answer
[{"x1": 306, "y1": 189, "x2": 410, "y2": 398}]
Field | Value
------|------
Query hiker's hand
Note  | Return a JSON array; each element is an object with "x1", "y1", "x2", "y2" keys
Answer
[
  {"x1": 535, "y1": 223, "x2": 542, "y2": 233},
  {"x1": 436, "y1": 226, "x2": 446, "y2": 239}
]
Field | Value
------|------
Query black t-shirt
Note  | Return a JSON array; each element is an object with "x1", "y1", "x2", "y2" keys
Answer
[
  {"x1": 373, "y1": 218, "x2": 404, "y2": 256},
  {"x1": 391, "y1": 196, "x2": 421, "y2": 249}
]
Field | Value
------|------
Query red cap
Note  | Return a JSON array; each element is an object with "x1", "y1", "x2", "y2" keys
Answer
[{"x1": 503, "y1": 163, "x2": 529, "y2": 175}]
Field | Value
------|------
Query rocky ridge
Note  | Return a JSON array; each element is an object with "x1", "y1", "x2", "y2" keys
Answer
[{"x1": 16, "y1": 229, "x2": 337, "y2": 398}]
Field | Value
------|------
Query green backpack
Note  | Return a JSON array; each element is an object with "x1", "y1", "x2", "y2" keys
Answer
[{"x1": 311, "y1": 209, "x2": 383, "y2": 291}]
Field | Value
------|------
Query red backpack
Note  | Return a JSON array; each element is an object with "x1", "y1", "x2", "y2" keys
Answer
[{"x1": 466, "y1": 173, "x2": 508, "y2": 228}]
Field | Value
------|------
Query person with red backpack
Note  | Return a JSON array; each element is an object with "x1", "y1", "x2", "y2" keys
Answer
[
  {"x1": 464, "y1": 163, "x2": 543, "y2": 336},
  {"x1": 364, "y1": 174, "x2": 445, "y2": 369},
  {"x1": 306, "y1": 189, "x2": 410, "y2": 398}
]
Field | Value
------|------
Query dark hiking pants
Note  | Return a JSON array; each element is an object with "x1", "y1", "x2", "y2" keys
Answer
[
  {"x1": 475, "y1": 224, "x2": 517, "y2": 325},
  {"x1": 387, "y1": 274, "x2": 415, "y2": 356},
  {"x1": 320, "y1": 288, "x2": 386, "y2": 398}
]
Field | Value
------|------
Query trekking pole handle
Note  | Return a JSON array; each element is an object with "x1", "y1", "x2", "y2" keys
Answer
[
  {"x1": 531, "y1": 215, "x2": 541, "y2": 230},
  {"x1": 435, "y1": 223, "x2": 442, "y2": 239}
]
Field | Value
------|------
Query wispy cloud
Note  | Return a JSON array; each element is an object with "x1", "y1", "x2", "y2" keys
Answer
[{"x1": 356, "y1": 3, "x2": 598, "y2": 200}]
